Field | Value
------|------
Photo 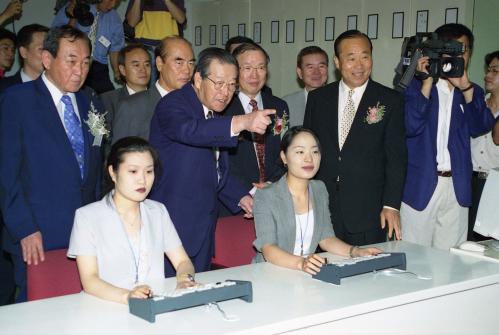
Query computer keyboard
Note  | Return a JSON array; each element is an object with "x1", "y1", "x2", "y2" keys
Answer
[
  {"x1": 129, "y1": 280, "x2": 253, "y2": 322},
  {"x1": 313, "y1": 252, "x2": 407, "y2": 285}
]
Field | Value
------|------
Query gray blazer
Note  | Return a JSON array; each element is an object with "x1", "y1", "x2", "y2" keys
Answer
[
  {"x1": 283, "y1": 90, "x2": 306, "y2": 127},
  {"x1": 252, "y1": 175, "x2": 335, "y2": 263},
  {"x1": 100, "y1": 86, "x2": 129, "y2": 138},
  {"x1": 112, "y1": 86, "x2": 161, "y2": 143}
]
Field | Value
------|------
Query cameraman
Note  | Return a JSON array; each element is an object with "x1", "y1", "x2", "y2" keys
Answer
[
  {"x1": 52, "y1": 0, "x2": 125, "y2": 94},
  {"x1": 400, "y1": 23, "x2": 496, "y2": 250}
]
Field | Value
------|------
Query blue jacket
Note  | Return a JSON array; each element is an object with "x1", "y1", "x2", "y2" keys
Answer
[
  {"x1": 403, "y1": 79, "x2": 494, "y2": 210},
  {"x1": 0, "y1": 77, "x2": 102, "y2": 254},
  {"x1": 148, "y1": 83, "x2": 247, "y2": 256}
]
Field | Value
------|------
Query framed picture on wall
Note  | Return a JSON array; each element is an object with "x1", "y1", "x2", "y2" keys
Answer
[
  {"x1": 253, "y1": 22, "x2": 261, "y2": 43},
  {"x1": 222, "y1": 25, "x2": 229, "y2": 45},
  {"x1": 305, "y1": 18, "x2": 314, "y2": 42},
  {"x1": 325, "y1": 16, "x2": 335, "y2": 41},
  {"x1": 347, "y1": 15, "x2": 357, "y2": 30},
  {"x1": 367, "y1": 14, "x2": 378, "y2": 39},
  {"x1": 416, "y1": 10, "x2": 428, "y2": 33},
  {"x1": 271, "y1": 20, "x2": 279, "y2": 43},
  {"x1": 286, "y1": 20, "x2": 295, "y2": 43},
  {"x1": 445, "y1": 8, "x2": 458, "y2": 24},
  {"x1": 194, "y1": 26, "x2": 202, "y2": 46},
  {"x1": 209, "y1": 25, "x2": 216, "y2": 45},
  {"x1": 238, "y1": 23, "x2": 246, "y2": 36},
  {"x1": 392, "y1": 12, "x2": 404, "y2": 38}
]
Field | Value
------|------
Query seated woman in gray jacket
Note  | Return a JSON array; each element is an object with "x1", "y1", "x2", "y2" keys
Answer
[
  {"x1": 253, "y1": 127, "x2": 381, "y2": 275},
  {"x1": 68, "y1": 137, "x2": 196, "y2": 304}
]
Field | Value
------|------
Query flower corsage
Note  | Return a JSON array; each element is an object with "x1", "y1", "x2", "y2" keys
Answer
[
  {"x1": 85, "y1": 102, "x2": 109, "y2": 146},
  {"x1": 365, "y1": 102, "x2": 385, "y2": 124},
  {"x1": 272, "y1": 110, "x2": 289, "y2": 135}
]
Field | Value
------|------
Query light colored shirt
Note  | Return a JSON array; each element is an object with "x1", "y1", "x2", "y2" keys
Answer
[
  {"x1": 41, "y1": 73, "x2": 80, "y2": 133},
  {"x1": 435, "y1": 79, "x2": 454, "y2": 171},
  {"x1": 68, "y1": 193, "x2": 182, "y2": 292},
  {"x1": 338, "y1": 79, "x2": 368, "y2": 138},
  {"x1": 20, "y1": 68, "x2": 35, "y2": 82},
  {"x1": 155, "y1": 80, "x2": 170, "y2": 97},
  {"x1": 126, "y1": 84, "x2": 137, "y2": 95},
  {"x1": 52, "y1": 4, "x2": 125, "y2": 64},
  {"x1": 239, "y1": 91, "x2": 263, "y2": 114},
  {"x1": 471, "y1": 94, "x2": 499, "y2": 172},
  {"x1": 293, "y1": 209, "x2": 315, "y2": 256}
]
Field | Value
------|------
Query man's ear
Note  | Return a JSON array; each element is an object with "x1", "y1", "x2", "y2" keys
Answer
[
  {"x1": 118, "y1": 64, "x2": 126, "y2": 77},
  {"x1": 19, "y1": 46, "x2": 28, "y2": 60},
  {"x1": 41, "y1": 50, "x2": 53, "y2": 71},
  {"x1": 193, "y1": 72, "x2": 202, "y2": 90},
  {"x1": 296, "y1": 67, "x2": 303, "y2": 81}
]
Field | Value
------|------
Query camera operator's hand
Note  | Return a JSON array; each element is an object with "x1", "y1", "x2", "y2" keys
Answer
[
  {"x1": 65, "y1": 0, "x2": 77, "y2": 18},
  {"x1": 447, "y1": 71, "x2": 474, "y2": 104},
  {"x1": 417, "y1": 56, "x2": 433, "y2": 99},
  {"x1": 0, "y1": 0, "x2": 23, "y2": 26}
]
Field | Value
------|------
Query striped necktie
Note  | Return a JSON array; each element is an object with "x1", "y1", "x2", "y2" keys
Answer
[{"x1": 249, "y1": 99, "x2": 266, "y2": 182}]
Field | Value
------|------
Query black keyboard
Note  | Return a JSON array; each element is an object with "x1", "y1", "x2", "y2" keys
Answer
[
  {"x1": 129, "y1": 280, "x2": 253, "y2": 322},
  {"x1": 312, "y1": 253, "x2": 407, "y2": 285}
]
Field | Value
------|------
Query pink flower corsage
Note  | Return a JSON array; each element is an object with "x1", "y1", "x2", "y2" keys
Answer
[
  {"x1": 272, "y1": 111, "x2": 289, "y2": 135},
  {"x1": 365, "y1": 102, "x2": 385, "y2": 124}
]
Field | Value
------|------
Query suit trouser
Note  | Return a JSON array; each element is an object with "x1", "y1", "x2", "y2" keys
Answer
[
  {"x1": 401, "y1": 176, "x2": 468, "y2": 250},
  {"x1": 9, "y1": 252, "x2": 27, "y2": 302},
  {"x1": 468, "y1": 173, "x2": 488, "y2": 241},
  {"x1": 0, "y1": 224, "x2": 15, "y2": 305}
]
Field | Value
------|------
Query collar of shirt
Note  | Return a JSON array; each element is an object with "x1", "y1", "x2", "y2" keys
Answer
[
  {"x1": 238, "y1": 91, "x2": 263, "y2": 114},
  {"x1": 20, "y1": 68, "x2": 35, "y2": 83},
  {"x1": 41, "y1": 72, "x2": 80, "y2": 121},
  {"x1": 155, "y1": 80, "x2": 170, "y2": 97},
  {"x1": 485, "y1": 93, "x2": 499, "y2": 116},
  {"x1": 304, "y1": 88, "x2": 309, "y2": 102},
  {"x1": 125, "y1": 84, "x2": 137, "y2": 95},
  {"x1": 202, "y1": 104, "x2": 213, "y2": 119}
]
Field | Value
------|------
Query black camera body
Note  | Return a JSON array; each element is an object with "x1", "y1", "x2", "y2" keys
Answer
[{"x1": 73, "y1": 0, "x2": 102, "y2": 27}]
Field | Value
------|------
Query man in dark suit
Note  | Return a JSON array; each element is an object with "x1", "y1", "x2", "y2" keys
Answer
[
  {"x1": 304, "y1": 30, "x2": 407, "y2": 246},
  {"x1": 0, "y1": 26, "x2": 102, "y2": 302},
  {"x1": 149, "y1": 47, "x2": 274, "y2": 274},
  {"x1": 100, "y1": 43, "x2": 150, "y2": 143},
  {"x1": 112, "y1": 36, "x2": 194, "y2": 143},
  {"x1": 223, "y1": 43, "x2": 286, "y2": 212}
]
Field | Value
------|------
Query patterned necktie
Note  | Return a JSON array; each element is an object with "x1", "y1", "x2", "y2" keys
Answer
[
  {"x1": 339, "y1": 89, "x2": 356, "y2": 150},
  {"x1": 207, "y1": 111, "x2": 220, "y2": 181},
  {"x1": 249, "y1": 99, "x2": 265, "y2": 182},
  {"x1": 88, "y1": 11, "x2": 100, "y2": 58},
  {"x1": 61, "y1": 95, "x2": 85, "y2": 179}
]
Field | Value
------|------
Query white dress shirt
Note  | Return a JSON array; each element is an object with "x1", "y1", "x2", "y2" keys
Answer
[
  {"x1": 20, "y1": 68, "x2": 35, "y2": 83},
  {"x1": 337, "y1": 79, "x2": 368, "y2": 138},
  {"x1": 41, "y1": 72, "x2": 80, "y2": 133},
  {"x1": 155, "y1": 80, "x2": 170, "y2": 97},
  {"x1": 435, "y1": 79, "x2": 454, "y2": 171},
  {"x1": 126, "y1": 84, "x2": 137, "y2": 95}
]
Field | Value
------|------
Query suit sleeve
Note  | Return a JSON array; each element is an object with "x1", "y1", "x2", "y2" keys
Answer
[
  {"x1": 464, "y1": 84, "x2": 495, "y2": 137},
  {"x1": 154, "y1": 93, "x2": 237, "y2": 148},
  {"x1": 252, "y1": 188, "x2": 278, "y2": 251},
  {"x1": 0, "y1": 93, "x2": 38, "y2": 241},
  {"x1": 217, "y1": 172, "x2": 248, "y2": 214},
  {"x1": 404, "y1": 79, "x2": 433, "y2": 137},
  {"x1": 383, "y1": 92, "x2": 408, "y2": 209},
  {"x1": 112, "y1": 100, "x2": 133, "y2": 144},
  {"x1": 303, "y1": 91, "x2": 315, "y2": 129}
]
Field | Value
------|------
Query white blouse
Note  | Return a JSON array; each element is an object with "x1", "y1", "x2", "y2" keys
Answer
[{"x1": 293, "y1": 209, "x2": 315, "y2": 256}]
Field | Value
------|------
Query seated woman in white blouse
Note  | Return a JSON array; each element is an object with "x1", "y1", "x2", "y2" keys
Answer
[
  {"x1": 253, "y1": 127, "x2": 381, "y2": 275},
  {"x1": 68, "y1": 137, "x2": 196, "y2": 304}
]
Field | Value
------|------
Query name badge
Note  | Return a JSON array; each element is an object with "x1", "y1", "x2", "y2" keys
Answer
[{"x1": 98, "y1": 35, "x2": 111, "y2": 48}]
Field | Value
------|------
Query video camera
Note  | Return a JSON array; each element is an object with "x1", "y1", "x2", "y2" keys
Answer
[
  {"x1": 54, "y1": 0, "x2": 100, "y2": 27},
  {"x1": 395, "y1": 33, "x2": 466, "y2": 91}
]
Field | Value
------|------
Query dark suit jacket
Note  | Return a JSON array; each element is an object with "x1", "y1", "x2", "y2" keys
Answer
[
  {"x1": 148, "y1": 83, "x2": 247, "y2": 256},
  {"x1": 112, "y1": 86, "x2": 160, "y2": 143},
  {"x1": 304, "y1": 80, "x2": 407, "y2": 234},
  {"x1": 224, "y1": 91, "x2": 287, "y2": 189},
  {"x1": 0, "y1": 71, "x2": 22, "y2": 93},
  {"x1": 0, "y1": 77, "x2": 102, "y2": 254},
  {"x1": 100, "y1": 86, "x2": 129, "y2": 139}
]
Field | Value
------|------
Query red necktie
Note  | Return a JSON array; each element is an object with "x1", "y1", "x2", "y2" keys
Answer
[{"x1": 249, "y1": 99, "x2": 265, "y2": 182}]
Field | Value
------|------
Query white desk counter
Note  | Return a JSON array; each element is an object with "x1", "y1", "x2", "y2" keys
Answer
[{"x1": 1, "y1": 241, "x2": 498, "y2": 335}]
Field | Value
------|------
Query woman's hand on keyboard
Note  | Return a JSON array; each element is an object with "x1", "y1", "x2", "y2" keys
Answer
[
  {"x1": 301, "y1": 254, "x2": 326, "y2": 275},
  {"x1": 353, "y1": 247, "x2": 383, "y2": 258}
]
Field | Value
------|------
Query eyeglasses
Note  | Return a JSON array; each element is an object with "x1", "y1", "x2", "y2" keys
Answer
[
  {"x1": 239, "y1": 65, "x2": 267, "y2": 74},
  {"x1": 205, "y1": 77, "x2": 238, "y2": 92}
]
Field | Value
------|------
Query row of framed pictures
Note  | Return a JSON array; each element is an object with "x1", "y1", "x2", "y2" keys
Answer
[{"x1": 194, "y1": 7, "x2": 459, "y2": 46}]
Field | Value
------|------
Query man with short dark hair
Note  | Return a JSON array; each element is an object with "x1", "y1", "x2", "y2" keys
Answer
[
  {"x1": 112, "y1": 35, "x2": 193, "y2": 143},
  {"x1": 0, "y1": 24, "x2": 48, "y2": 91},
  {"x1": 223, "y1": 43, "x2": 287, "y2": 213},
  {"x1": 304, "y1": 30, "x2": 407, "y2": 246},
  {"x1": 401, "y1": 24, "x2": 495, "y2": 249},
  {"x1": 283, "y1": 46, "x2": 328, "y2": 127},
  {"x1": 100, "y1": 43, "x2": 151, "y2": 141},
  {"x1": 0, "y1": 26, "x2": 103, "y2": 302},
  {"x1": 0, "y1": 28, "x2": 15, "y2": 79},
  {"x1": 149, "y1": 47, "x2": 274, "y2": 273},
  {"x1": 225, "y1": 35, "x2": 255, "y2": 53}
]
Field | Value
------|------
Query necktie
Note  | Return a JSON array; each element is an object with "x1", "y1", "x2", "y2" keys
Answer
[
  {"x1": 249, "y1": 99, "x2": 265, "y2": 182},
  {"x1": 207, "y1": 111, "x2": 220, "y2": 181},
  {"x1": 88, "y1": 11, "x2": 100, "y2": 58},
  {"x1": 339, "y1": 89, "x2": 356, "y2": 150},
  {"x1": 61, "y1": 95, "x2": 85, "y2": 179}
]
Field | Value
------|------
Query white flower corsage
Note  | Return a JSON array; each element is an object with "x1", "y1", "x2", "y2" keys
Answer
[{"x1": 84, "y1": 102, "x2": 109, "y2": 146}]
